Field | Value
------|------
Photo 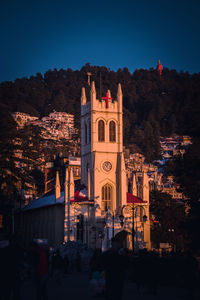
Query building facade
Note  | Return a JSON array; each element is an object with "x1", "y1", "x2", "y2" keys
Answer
[{"x1": 79, "y1": 82, "x2": 151, "y2": 251}]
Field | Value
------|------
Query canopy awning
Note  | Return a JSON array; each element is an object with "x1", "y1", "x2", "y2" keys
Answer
[{"x1": 127, "y1": 192, "x2": 147, "y2": 204}]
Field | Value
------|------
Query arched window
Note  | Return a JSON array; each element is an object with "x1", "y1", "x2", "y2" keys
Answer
[
  {"x1": 98, "y1": 120, "x2": 105, "y2": 142},
  {"x1": 85, "y1": 123, "x2": 87, "y2": 144},
  {"x1": 89, "y1": 120, "x2": 91, "y2": 142},
  {"x1": 109, "y1": 121, "x2": 116, "y2": 142},
  {"x1": 102, "y1": 184, "x2": 112, "y2": 211}
]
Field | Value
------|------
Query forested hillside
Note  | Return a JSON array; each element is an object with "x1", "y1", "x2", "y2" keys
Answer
[{"x1": 0, "y1": 63, "x2": 200, "y2": 161}]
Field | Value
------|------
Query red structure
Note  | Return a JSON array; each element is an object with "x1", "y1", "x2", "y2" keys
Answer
[
  {"x1": 157, "y1": 59, "x2": 163, "y2": 76},
  {"x1": 102, "y1": 92, "x2": 113, "y2": 108}
]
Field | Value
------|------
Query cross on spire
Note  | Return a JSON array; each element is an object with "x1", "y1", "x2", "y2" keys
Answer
[{"x1": 101, "y1": 92, "x2": 112, "y2": 108}]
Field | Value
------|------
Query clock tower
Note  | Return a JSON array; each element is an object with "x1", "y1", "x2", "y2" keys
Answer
[{"x1": 81, "y1": 82, "x2": 127, "y2": 214}]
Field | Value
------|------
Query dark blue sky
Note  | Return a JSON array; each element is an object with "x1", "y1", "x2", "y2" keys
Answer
[{"x1": 1, "y1": 0, "x2": 200, "y2": 82}]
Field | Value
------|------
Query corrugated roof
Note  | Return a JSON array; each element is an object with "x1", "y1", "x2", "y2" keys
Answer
[
  {"x1": 23, "y1": 188, "x2": 93, "y2": 211},
  {"x1": 23, "y1": 192, "x2": 65, "y2": 211}
]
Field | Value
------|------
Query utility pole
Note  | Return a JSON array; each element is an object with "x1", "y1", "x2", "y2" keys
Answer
[
  {"x1": 64, "y1": 165, "x2": 71, "y2": 243},
  {"x1": 111, "y1": 209, "x2": 116, "y2": 239}
]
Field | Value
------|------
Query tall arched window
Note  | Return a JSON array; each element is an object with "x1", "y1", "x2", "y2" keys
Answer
[
  {"x1": 89, "y1": 120, "x2": 91, "y2": 142},
  {"x1": 102, "y1": 184, "x2": 112, "y2": 211},
  {"x1": 109, "y1": 121, "x2": 116, "y2": 142},
  {"x1": 85, "y1": 123, "x2": 87, "y2": 144},
  {"x1": 98, "y1": 120, "x2": 105, "y2": 142}
]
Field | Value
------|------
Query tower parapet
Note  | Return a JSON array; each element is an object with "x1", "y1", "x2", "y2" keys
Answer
[{"x1": 80, "y1": 81, "x2": 120, "y2": 113}]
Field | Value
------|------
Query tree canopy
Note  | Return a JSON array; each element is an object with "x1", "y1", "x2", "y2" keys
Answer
[{"x1": 1, "y1": 64, "x2": 200, "y2": 161}]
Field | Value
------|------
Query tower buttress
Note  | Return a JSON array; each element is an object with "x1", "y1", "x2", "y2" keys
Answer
[
  {"x1": 81, "y1": 87, "x2": 87, "y2": 105},
  {"x1": 117, "y1": 83, "x2": 123, "y2": 112},
  {"x1": 91, "y1": 81, "x2": 96, "y2": 110}
]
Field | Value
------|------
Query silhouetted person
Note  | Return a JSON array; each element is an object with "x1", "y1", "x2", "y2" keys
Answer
[
  {"x1": 0, "y1": 235, "x2": 24, "y2": 300},
  {"x1": 102, "y1": 237, "x2": 128, "y2": 300},
  {"x1": 89, "y1": 248, "x2": 102, "y2": 278},
  {"x1": 29, "y1": 241, "x2": 49, "y2": 300},
  {"x1": 63, "y1": 253, "x2": 69, "y2": 275},
  {"x1": 183, "y1": 251, "x2": 199, "y2": 299},
  {"x1": 131, "y1": 249, "x2": 147, "y2": 294},
  {"x1": 51, "y1": 249, "x2": 64, "y2": 285},
  {"x1": 76, "y1": 250, "x2": 82, "y2": 272}
]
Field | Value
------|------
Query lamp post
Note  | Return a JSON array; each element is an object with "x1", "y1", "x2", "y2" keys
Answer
[
  {"x1": 112, "y1": 214, "x2": 115, "y2": 239},
  {"x1": 107, "y1": 209, "x2": 116, "y2": 239},
  {"x1": 104, "y1": 211, "x2": 110, "y2": 249},
  {"x1": 120, "y1": 205, "x2": 147, "y2": 252}
]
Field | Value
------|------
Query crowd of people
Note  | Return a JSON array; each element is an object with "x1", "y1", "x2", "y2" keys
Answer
[
  {"x1": 0, "y1": 236, "x2": 94, "y2": 300},
  {"x1": 0, "y1": 234, "x2": 200, "y2": 300}
]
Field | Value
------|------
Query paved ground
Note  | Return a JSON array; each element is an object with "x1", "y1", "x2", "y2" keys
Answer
[{"x1": 21, "y1": 270, "x2": 198, "y2": 300}]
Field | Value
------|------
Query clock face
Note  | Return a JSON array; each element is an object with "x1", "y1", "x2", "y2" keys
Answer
[{"x1": 102, "y1": 161, "x2": 112, "y2": 172}]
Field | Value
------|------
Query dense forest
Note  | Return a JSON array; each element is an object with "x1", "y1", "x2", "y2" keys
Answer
[
  {"x1": 0, "y1": 63, "x2": 200, "y2": 162},
  {"x1": 1, "y1": 64, "x2": 200, "y2": 249}
]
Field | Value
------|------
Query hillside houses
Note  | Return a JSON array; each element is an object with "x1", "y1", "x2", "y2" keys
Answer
[
  {"x1": 12, "y1": 111, "x2": 79, "y2": 141},
  {"x1": 160, "y1": 135, "x2": 192, "y2": 159}
]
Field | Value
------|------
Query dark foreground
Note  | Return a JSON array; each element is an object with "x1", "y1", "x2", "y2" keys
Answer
[{"x1": 21, "y1": 269, "x2": 199, "y2": 300}]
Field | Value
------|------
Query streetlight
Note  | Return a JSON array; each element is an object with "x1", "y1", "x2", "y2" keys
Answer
[{"x1": 120, "y1": 205, "x2": 147, "y2": 252}]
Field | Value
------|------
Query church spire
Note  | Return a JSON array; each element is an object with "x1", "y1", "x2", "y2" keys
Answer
[
  {"x1": 91, "y1": 81, "x2": 96, "y2": 110},
  {"x1": 81, "y1": 87, "x2": 87, "y2": 105},
  {"x1": 55, "y1": 171, "x2": 61, "y2": 201},
  {"x1": 64, "y1": 167, "x2": 69, "y2": 203},
  {"x1": 132, "y1": 173, "x2": 137, "y2": 197},
  {"x1": 69, "y1": 167, "x2": 74, "y2": 200},
  {"x1": 117, "y1": 83, "x2": 123, "y2": 111},
  {"x1": 91, "y1": 81, "x2": 96, "y2": 95},
  {"x1": 107, "y1": 89, "x2": 112, "y2": 98},
  {"x1": 143, "y1": 171, "x2": 149, "y2": 203},
  {"x1": 117, "y1": 83, "x2": 122, "y2": 97}
]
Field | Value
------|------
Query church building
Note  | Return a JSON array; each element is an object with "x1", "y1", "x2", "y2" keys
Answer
[
  {"x1": 77, "y1": 81, "x2": 151, "y2": 250},
  {"x1": 17, "y1": 82, "x2": 151, "y2": 251}
]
